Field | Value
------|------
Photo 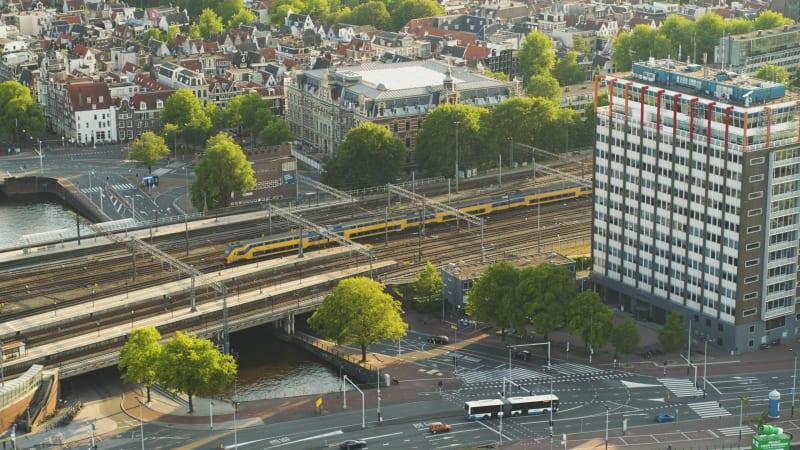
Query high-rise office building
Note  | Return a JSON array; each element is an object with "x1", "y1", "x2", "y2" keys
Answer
[{"x1": 591, "y1": 58, "x2": 800, "y2": 353}]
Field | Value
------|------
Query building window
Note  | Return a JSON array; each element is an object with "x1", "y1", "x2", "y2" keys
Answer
[
  {"x1": 750, "y1": 156, "x2": 765, "y2": 165},
  {"x1": 749, "y1": 174, "x2": 764, "y2": 183},
  {"x1": 749, "y1": 325, "x2": 755, "y2": 333},
  {"x1": 743, "y1": 308, "x2": 757, "y2": 317},
  {"x1": 748, "y1": 191, "x2": 763, "y2": 200},
  {"x1": 744, "y1": 292, "x2": 758, "y2": 301},
  {"x1": 745, "y1": 259, "x2": 759, "y2": 267},
  {"x1": 748, "y1": 208, "x2": 762, "y2": 217},
  {"x1": 747, "y1": 225, "x2": 761, "y2": 234},
  {"x1": 744, "y1": 275, "x2": 759, "y2": 284},
  {"x1": 748, "y1": 339, "x2": 754, "y2": 348},
  {"x1": 746, "y1": 242, "x2": 760, "y2": 251}
]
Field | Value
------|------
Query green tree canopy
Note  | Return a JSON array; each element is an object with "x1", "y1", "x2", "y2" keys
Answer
[
  {"x1": 658, "y1": 311, "x2": 688, "y2": 352},
  {"x1": 118, "y1": 327, "x2": 162, "y2": 404},
  {"x1": 525, "y1": 73, "x2": 562, "y2": 104},
  {"x1": 658, "y1": 15, "x2": 696, "y2": 63},
  {"x1": 0, "y1": 81, "x2": 44, "y2": 145},
  {"x1": 752, "y1": 10, "x2": 793, "y2": 30},
  {"x1": 340, "y1": 2, "x2": 390, "y2": 29},
  {"x1": 411, "y1": 261, "x2": 442, "y2": 302},
  {"x1": 197, "y1": 8, "x2": 224, "y2": 39},
  {"x1": 128, "y1": 132, "x2": 171, "y2": 174},
  {"x1": 552, "y1": 51, "x2": 586, "y2": 86},
  {"x1": 259, "y1": 119, "x2": 293, "y2": 146},
  {"x1": 215, "y1": 0, "x2": 245, "y2": 22},
  {"x1": 465, "y1": 262, "x2": 521, "y2": 340},
  {"x1": 414, "y1": 103, "x2": 489, "y2": 177},
  {"x1": 612, "y1": 25, "x2": 671, "y2": 71},
  {"x1": 610, "y1": 318, "x2": 641, "y2": 355},
  {"x1": 752, "y1": 64, "x2": 789, "y2": 84},
  {"x1": 228, "y1": 8, "x2": 256, "y2": 28},
  {"x1": 517, "y1": 264, "x2": 575, "y2": 340},
  {"x1": 192, "y1": 132, "x2": 256, "y2": 209},
  {"x1": 693, "y1": 13, "x2": 725, "y2": 65},
  {"x1": 566, "y1": 290, "x2": 613, "y2": 351},
  {"x1": 518, "y1": 30, "x2": 555, "y2": 81},
  {"x1": 724, "y1": 17, "x2": 753, "y2": 35},
  {"x1": 157, "y1": 331, "x2": 237, "y2": 413},
  {"x1": 321, "y1": 122, "x2": 406, "y2": 189},
  {"x1": 390, "y1": 0, "x2": 445, "y2": 31},
  {"x1": 485, "y1": 97, "x2": 558, "y2": 159},
  {"x1": 572, "y1": 35, "x2": 590, "y2": 55},
  {"x1": 308, "y1": 277, "x2": 407, "y2": 362},
  {"x1": 161, "y1": 89, "x2": 212, "y2": 146}
]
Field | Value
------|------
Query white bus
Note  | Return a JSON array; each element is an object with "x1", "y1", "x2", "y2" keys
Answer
[{"x1": 464, "y1": 394, "x2": 559, "y2": 420}]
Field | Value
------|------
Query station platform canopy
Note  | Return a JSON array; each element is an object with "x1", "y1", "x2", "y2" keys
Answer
[
  {"x1": 92, "y1": 219, "x2": 137, "y2": 233},
  {"x1": 20, "y1": 229, "x2": 69, "y2": 246}
]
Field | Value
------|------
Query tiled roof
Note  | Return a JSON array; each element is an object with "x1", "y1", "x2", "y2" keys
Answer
[
  {"x1": 67, "y1": 82, "x2": 113, "y2": 112},
  {"x1": 129, "y1": 90, "x2": 175, "y2": 109}
]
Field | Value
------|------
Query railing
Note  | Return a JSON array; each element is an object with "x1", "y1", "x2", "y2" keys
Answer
[{"x1": 0, "y1": 364, "x2": 43, "y2": 409}]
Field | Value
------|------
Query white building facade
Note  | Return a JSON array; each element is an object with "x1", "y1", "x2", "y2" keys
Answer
[{"x1": 591, "y1": 59, "x2": 800, "y2": 353}]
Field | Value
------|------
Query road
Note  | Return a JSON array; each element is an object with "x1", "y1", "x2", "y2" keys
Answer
[
  {"x1": 50, "y1": 329, "x2": 798, "y2": 449},
  {"x1": 0, "y1": 143, "x2": 195, "y2": 223}
]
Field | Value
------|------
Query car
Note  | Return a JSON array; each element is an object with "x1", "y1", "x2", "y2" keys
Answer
[
  {"x1": 654, "y1": 412, "x2": 675, "y2": 423},
  {"x1": 429, "y1": 422, "x2": 452, "y2": 433},
  {"x1": 514, "y1": 350, "x2": 531, "y2": 360},
  {"x1": 428, "y1": 335, "x2": 449, "y2": 345},
  {"x1": 339, "y1": 439, "x2": 367, "y2": 449}
]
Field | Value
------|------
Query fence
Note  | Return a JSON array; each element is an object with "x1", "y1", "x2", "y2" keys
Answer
[{"x1": 0, "y1": 364, "x2": 43, "y2": 410}]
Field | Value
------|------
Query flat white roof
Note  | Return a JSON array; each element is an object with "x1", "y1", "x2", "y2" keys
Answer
[{"x1": 358, "y1": 66, "x2": 463, "y2": 91}]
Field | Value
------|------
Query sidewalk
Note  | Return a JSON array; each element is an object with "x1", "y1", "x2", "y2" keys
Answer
[{"x1": 13, "y1": 306, "x2": 800, "y2": 449}]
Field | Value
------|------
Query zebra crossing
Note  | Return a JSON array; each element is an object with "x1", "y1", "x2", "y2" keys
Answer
[
  {"x1": 718, "y1": 426, "x2": 754, "y2": 437},
  {"x1": 689, "y1": 401, "x2": 731, "y2": 418},
  {"x1": 551, "y1": 362, "x2": 607, "y2": 377},
  {"x1": 459, "y1": 367, "x2": 545, "y2": 384},
  {"x1": 81, "y1": 183, "x2": 137, "y2": 194},
  {"x1": 658, "y1": 377, "x2": 704, "y2": 398},
  {"x1": 458, "y1": 362, "x2": 615, "y2": 384}
]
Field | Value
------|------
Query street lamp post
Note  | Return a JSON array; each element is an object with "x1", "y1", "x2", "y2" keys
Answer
[
  {"x1": 137, "y1": 397, "x2": 145, "y2": 450},
  {"x1": 605, "y1": 405, "x2": 609, "y2": 450},
  {"x1": 703, "y1": 338, "x2": 708, "y2": 392},
  {"x1": 454, "y1": 121, "x2": 461, "y2": 193},
  {"x1": 377, "y1": 366, "x2": 382, "y2": 423},
  {"x1": 739, "y1": 397, "x2": 744, "y2": 441},
  {"x1": 791, "y1": 349, "x2": 797, "y2": 417}
]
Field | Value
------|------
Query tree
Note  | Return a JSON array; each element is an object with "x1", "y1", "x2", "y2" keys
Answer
[
  {"x1": 610, "y1": 318, "x2": 641, "y2": 356},
  {"x1": 259, "y1": 119, "x2": 293, "y2": 146},
  {"x1": 517, "y1": 264, "x2": 575, "y2": 341},
  {"x1": 197, "y1": 9, "x2": 224, "y2": 39},
  {"x1": 526, "y1": 73, "x2": 562, "y2": 103},
  {"x1": 321, "y1": 122, "x2": 406, "y2": 189},
  {"x1": 486, "y1": 97, "x2": 558, "y2": 157},
  {"x1": 518, "y1": 31, "x2": 555, "y2": 81},
  {"x1": 390, "y1": 0, "x2": 445, "y2": 31},
  {"x1": 160, "y1": 89, "x2": 212, "y2": 147},
  {"x1": 192, "y1": 132, "x2": 256, "y2": 209},
  {"x1": 658, "y1": 15, "x2": 696, "y2": 63},
  {"x1": 483, "y1": 70, "x2": 510, "y2": 81},
  {"x1": 128, "y1": 132, "x2": 171, "y2": 174},
  {"x1": 752, "y1": 11, "x2": 793, "y2": 30},
  {"x1": 308, "y1": 277, "x2": 407, "y2": 362},
  {"x1": 345, "y1": 1, "x2": 390, "y2": 29},
  {"x1": 572, "y1": 35, "x2": 590, "y2": 55},
  {"x1": 612, "y1": 25, "x2": 671, "y2": 72},
  {"x1": 411, "y1": 261, "x2": 442, "y2": 302},
  {"x1": 144, "y1": 27, "x2": 163, "y2": 43},
  {"x1": 794, "y1": 65, "x2": 800, "y2": 88},
  {"x1": 157, "y1": 331, "x2": 237, "y2": 413},
  {"x1": 465, "y1": 262, "x2": 521, "y2": 340},
  {"x1": 0, "y1": 81, "x2": 44, "y2": 146},
  {"x1": 566, "y1": 290, "x2": 613, "y2": 351},
  {"x1": 118, "y1": 327, "x2": 162, "y2": 404},
  {"x1": 693, "y1": 13, "x2": 725, "y2": 66},
  {"x1": 724, "y1": 17, "x2": 753, "y2": 36},
  {"x1": 658, "y1": 311, "x2": 688, "y2": 353},
  {"x1": 552, "y1": 51, "x2": 586, "y2": 86},
  {"x1": 753, "y1": 64, "x2": 789, "y2": 85},
  {"x1": 216, "y1": 0, "x2": 245, "y2": 22},
  {"x1": 228, "y1": 8, "x2": 256, "y2": 28},
  {"x1": 414, "y1": 103, "x2": 489, "y2": 177}
]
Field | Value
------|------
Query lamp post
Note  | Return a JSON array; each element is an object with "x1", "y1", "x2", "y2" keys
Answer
[
  {"x1": 377, "y1": 366, "x2": 382, "y2": 423},
  {"x1": 454, "y1": 121, "x2": 461, "y2": 193},
  {"x1": 137, "y1": 397, "x2": 145, "y2": 450},
  {"x1": 791, "y1": 349, "x2": 797, "y2": 417},
  {"x1": 0, "y1": 339, "x2": 4, "y2": 387},
  {"x1": 604, "y1": 405, "x2": 609, "y2": 450},
  {"x1": 703, "y1": 338, "x2": 708, "y2": 392},
  {"x1": 738, "y1": 397, "x2": 744, "y2": 441}
]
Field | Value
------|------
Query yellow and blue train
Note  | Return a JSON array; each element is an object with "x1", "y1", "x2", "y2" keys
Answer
[{"x1": 224, "y1": 184, "x2": 592, "y2": 264}]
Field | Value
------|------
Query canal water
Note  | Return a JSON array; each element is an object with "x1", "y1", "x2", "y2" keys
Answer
[{"x1": 0, "y1": 199, "x2": 341, "y2": 399}]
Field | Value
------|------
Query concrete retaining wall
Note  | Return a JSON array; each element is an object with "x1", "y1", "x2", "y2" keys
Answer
[{"x1": 0, "y1": 176, "x2": 107, "y2": 223}]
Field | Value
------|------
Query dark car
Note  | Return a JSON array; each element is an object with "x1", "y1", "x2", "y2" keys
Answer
[
  {"x1": 514, "y1": 350, "x2": 531, "y2": 360},
  {"x1": 340, "y1": 439, "x2": 367, "y2": 449},
  {"x1": 428, "y1": 335, "x2": 449, "y2": 345},
  {"x1": 654, "y1": 412, "x2": 675, "y2": 423}
]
